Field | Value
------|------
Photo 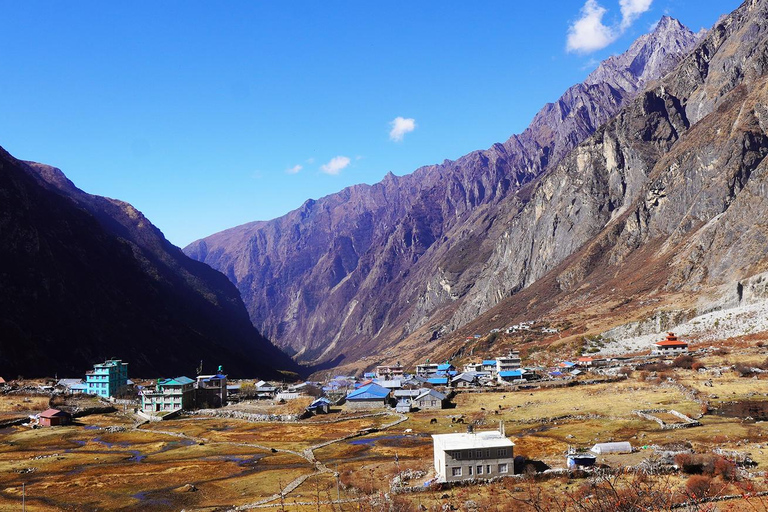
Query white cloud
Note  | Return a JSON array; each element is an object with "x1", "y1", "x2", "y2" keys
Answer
[
  {"x1": 566, "y1": 0, "x2": 653, "y2": 54},
  {"x1": 286, "y1": 164, "x2": 302, "y2": 174},
  {"x1": 620, "y1": 0, "x2": 653, "y2": 30},
  {"x1": 389, "y1": 117, "x2": 416, "y2": 142},
  {"x1": 567, "y1": 0, "x2": 618, "y2": 54},
  {"x1": 320, "y1": 155, "x2": 351, "y2": 175}
]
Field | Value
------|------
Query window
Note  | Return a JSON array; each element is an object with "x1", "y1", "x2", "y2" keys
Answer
[
  {"x1": 476, "y1": 450, "x2": 482, "y2": 458},
  {"x1": 497, "y1": 448, "x2": 508, "y2": 457},
  {"x1": 498, "y1": 463, "x2": 508, "y2": 473},
  {"x1": 485, "y1": 449, "x2": 491, "y2": 458},
  {"x1": 486, "y1": 465, "x2": 491, "y2": 474},
  {"x1": 477, "y1": 465, "x2": 483, "y2": 475},
  {"x1": 468, "y1": 466, "x2": 473, "y2": 475},
  {"x1": 452, "y1": 467, "x2": 462, "y2": 477},
  {"x1": 454, "y1": 451, "x2": 461, "y2": 460}
]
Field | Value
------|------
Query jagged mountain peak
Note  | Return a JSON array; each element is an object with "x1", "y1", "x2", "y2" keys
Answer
[{"x1": 584, "y1": 16, "x2": 699, "y2": 92}]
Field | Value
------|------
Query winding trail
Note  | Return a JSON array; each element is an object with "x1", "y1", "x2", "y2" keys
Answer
[{"x1": 135, "y1": 412, "x2": 409, "y2": 510}]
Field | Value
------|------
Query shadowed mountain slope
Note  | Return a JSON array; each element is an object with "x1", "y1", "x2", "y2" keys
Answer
[{"x1": 0, "y1": 148, "x2": 301, "y2": 378}]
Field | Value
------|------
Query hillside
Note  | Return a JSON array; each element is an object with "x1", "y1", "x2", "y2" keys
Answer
[{"x1": 0, "y1": 147, "x2": 301, "y2": 378}]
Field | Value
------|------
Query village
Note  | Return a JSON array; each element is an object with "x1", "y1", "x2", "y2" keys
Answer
[{"x1": 0, "y1": 329, "x2": 766, "y2": 511}]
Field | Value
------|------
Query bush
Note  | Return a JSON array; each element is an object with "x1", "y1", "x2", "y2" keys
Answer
[
  {"x1": 685, "y1": 475, "x2": 714, "y2": 499},
  {"x1": 672, "y1": 355, "x2": 695, "y2": 369},
  {"x1": 691, "y1": 362, "x2": 706, "y2": 371},
  {"x1": 734, "y1": 363, "x2": 755, "y2": 377}
]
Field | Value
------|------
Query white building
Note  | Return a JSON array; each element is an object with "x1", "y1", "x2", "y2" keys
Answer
[
  {"x1": 432, "y1": 426, "x2": 514, "y2": 482},
  {"x1": 496, "y1": 352, "x2": 521, "y2": 374}
]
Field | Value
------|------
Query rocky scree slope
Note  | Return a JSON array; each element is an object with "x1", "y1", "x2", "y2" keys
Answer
[
  {"x1": 449, "y1": 0, "x2": 768, "y2": 344},
  {"x1": 0, "y1": 148, "x2": 301, "y2": 378},
  {"x1": 185, "y1": 17, "x2": 700, "y2": 365}
]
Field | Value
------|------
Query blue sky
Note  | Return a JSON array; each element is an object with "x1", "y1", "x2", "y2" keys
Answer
[{"x1": 0, "y1": 1, "x2": 741, "y2": 246}]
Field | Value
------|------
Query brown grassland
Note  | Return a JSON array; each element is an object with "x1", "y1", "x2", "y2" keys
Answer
[{"x1": 0, "y1": 345, "x2": 766, "y2": 511}]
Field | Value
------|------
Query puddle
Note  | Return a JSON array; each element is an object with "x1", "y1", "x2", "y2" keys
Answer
[
  {"x1": 132, "y1": 491, "x2": 172, "y2": 507},
  {"x1": 83, "y1": 425, "x2": 102, "y2": 430},
  {"x1": 348, "y1": 434, "x2": 427, "y2": 446},
  {"x1": 0, "y1": 427, "x2": 17, "y2": 435}
]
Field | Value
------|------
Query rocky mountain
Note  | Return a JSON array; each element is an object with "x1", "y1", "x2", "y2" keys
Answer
[
  {"x1": 417, "y1": 0, "x2": 768, "y2": 366},
  {"x1": 0, "y1": 147, "x2": 301, "y2": 379},
  {"x1": 185, "y1": 16, "x2": 702, "y2": 367}
]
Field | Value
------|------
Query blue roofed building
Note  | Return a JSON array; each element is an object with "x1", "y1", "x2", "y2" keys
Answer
[
  {"x1": 84, "y1": 359, "x2": 128, "y2": 398},
  {"x1": 427, "y1": 377, "x2": 449, "y2": 386},
  {"x1": 497, "y1": 370, "x2": 524, "y2": 383},
  {"x1": 482, "y1": 360, "x2": 497, "y2": 374},
  {"x1": 196, "y1": 369, "x2": 228, "y2": 408},
  {"x1": 346, "y1": 382, "x2": 391, "y2": 410}
]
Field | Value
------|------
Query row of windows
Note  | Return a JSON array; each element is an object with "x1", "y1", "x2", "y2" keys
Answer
[
  {"x1": 452, "y1": 448, "x2": 509, "y2": 460},
  {"x1": 451, "y1": 463, "x2": 508, "y2": 477}
]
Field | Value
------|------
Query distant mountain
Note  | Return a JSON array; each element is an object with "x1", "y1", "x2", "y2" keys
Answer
[
  {"x1": 0, "y1": 148, "x2": 301, "y2": 379},
  {"x1": 185, "y1": 16, "x2": 701, "y2": 367}
]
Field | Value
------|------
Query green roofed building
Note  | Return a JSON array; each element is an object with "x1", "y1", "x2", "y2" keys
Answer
[{"x1": 140, "y1": 376, "x2": 195, "y2": 413}]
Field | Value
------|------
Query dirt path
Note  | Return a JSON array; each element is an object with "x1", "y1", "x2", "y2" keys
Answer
[{"x1": 231, "y1": 412, "x2": 408, "y2": 511}]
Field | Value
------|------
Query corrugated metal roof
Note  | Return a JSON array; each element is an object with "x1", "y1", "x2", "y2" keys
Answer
[
  {"x1": 499, "y1": 370, "x2": 523, "y2": 377},
  {"x1": 427, "y1": 377, "x2": 448, "y2": 385},
  {"x1": 159, "y1": 376, "x2": 195, "y2": 386},
  {"x1": 347, "y1": 383, "x2": 390, "y2": 400},
  {"x1": 437, "y1": 363, "x2": 452, "y2": 371},
  {"x1": 482, "y1": 360, "x2": 497, "y2": 365}
]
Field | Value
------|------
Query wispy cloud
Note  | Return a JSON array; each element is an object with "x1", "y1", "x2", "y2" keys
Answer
[
  {"x1": 389, "y1": 117, "x2": 416, "y2": 142},
  {"x1": 567, "y1": 0, "x2": 653, "y2": 54},
  {"x1": 620, "y1": 0, "x2": 653, "y2": 30},
  {"x1": 320, "y1": 156, "x2": 351, "y2": 175},
  {"x1": 286, "y1": 164, "x2": 302, "y2": 174}
]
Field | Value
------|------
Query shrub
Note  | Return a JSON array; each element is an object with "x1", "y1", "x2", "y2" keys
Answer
[
  {"x1": 734, "y1": 363, "x2": 755, "y2": 377},
  {"x1": 691, "y1": 362, "x2": 706, "y2": 371},
  {"x1": 685, "y1": 475, "x2": 714, "y2": 499},
  {"x1": 672, "y1": 355, "x2": 695, "y2": 369}
]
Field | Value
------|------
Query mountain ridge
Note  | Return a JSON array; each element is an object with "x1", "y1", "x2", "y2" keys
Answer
[{"x1": 185, "y1": 15, "x2": 703, "y2": 367}]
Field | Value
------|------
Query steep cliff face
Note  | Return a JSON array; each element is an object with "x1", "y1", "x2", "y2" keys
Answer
[
  {"x1": 0, "y1": 148, "x2": 300, "y2": 378},
  {"x1": 452, "y1": 0, "x2": 768, "y2": 332},
  {"x1": 186, "y1": 18, "x2": 701, "y2": 365}
]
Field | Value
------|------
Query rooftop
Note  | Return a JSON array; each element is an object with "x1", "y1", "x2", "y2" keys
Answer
[{"x1": 432, "y1": 430, "x2": 514, "y2": 451}]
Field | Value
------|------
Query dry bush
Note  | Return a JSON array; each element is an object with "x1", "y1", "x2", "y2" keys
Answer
[
  {"x1": 734, "y1": 363, "x2": 755, "y2": 377},
  {"x1": 672, "y1": 355, "x2": 696, "y2": 369},
  {"x1": 675, "y1": 453, "x2": 737, "y2": 481},
  {"x1": 691, "y1": 362, "x2": 706, "y2": 371},
  {"x1": 685, "y1": 474, "x2": 714, "y2": 499}
]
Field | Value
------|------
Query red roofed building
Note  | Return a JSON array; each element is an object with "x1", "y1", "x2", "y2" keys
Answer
[
  {"x1": 39, "y1": 408, "x2": 71, "y2": 427},
  {"x1": 652, "y1": 332, "x2": 688, "y2": 356}
]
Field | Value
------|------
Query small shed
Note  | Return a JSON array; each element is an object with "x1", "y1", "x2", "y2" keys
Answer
[
  {"x1": 395, "y1": 400, "x2": 412, "y2": 413},
  {"x1": 39, "y1": 408, "x2": 71, "y2": 427},
  {"x1": 307, "y1": 397, "x2": 331, "y2": 414},
  {"x1": 413, "y1": 389, "x2": 447, "y2": 410},
  {"x1": 591, "y1": 442, "x2": 632, "y2": 454}
]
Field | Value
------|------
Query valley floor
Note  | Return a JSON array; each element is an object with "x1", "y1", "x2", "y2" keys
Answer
[{"x1": 0, "y1": 342, "x2": 766, "y2": 511}]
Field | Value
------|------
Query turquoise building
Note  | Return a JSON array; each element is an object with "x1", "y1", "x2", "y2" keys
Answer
[{"x1": 84, "y1": 359, "x2": 128, "y2": 398}]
